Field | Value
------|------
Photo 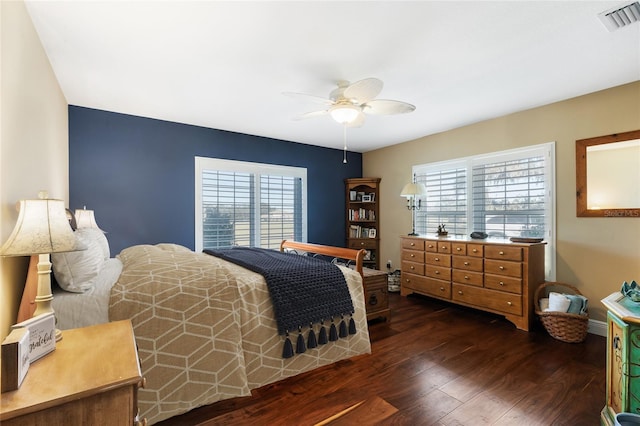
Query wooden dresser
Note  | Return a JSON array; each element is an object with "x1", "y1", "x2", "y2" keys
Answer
[
  {"x1": 400, "y1": 236, "x2": 546, "y2": 331},
  {"x1": 0, "y1": 320, "x2": 144, "y2": 425},
  {"x1": 601, "y1": 292, "x2": 640, "y2": 425}
]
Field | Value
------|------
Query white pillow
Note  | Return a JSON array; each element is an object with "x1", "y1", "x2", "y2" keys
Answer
[{"x1": 52, "y1": 228, "x2": 109, "y2": 292}]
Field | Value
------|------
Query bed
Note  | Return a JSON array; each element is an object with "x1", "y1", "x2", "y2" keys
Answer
[{"x1": 35, "y1": 229, "x2": 371, "y2": 425}]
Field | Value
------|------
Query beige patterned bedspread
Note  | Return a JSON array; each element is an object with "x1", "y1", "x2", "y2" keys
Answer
[{"x1": 109, "y1": 244, "x2": 371, "y2": 425}]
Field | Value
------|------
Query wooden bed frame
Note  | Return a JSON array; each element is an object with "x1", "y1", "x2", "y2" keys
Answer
[{"x1": 279, "y1": 240, "x2": 366, "y2": 278}]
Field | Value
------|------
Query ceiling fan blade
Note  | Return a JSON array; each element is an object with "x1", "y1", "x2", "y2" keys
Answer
[
  {"x1": 343, "y1": 78, "x2": 383, "y2": 104},
  {"x1": 363, "y1": 99, "x2": 416, "y2": 115},
  {"x1": 293, "y1": 110, "x2": 329, "y2": 120},
  {"x1": 346, "y1": 111, "x2": 366, "y2": 128},
  {"x1": 283, "y1": 92, "x2": 333, "y2": 105}
]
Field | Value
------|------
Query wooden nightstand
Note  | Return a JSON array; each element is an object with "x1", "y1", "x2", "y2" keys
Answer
[
  {"x1": 0, "y1": 320, "x2": 144, "y2": 426},
  {"x1": 362, "y1": 268, "x2": 390, "y2": 322}
]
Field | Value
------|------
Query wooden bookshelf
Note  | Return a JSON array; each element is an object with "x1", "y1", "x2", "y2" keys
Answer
[{"x1": 345, "y1": 178, "x2": 381, "y2": 270}]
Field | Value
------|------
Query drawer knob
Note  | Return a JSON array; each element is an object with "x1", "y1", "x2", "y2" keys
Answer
[
  {"x1": 464, "y1": 261, "x2": 469, "y2": 266},
  {"x1": 410, "y1": 242, "x2": 415, "y2": 246},
  {"x1": 435, "y1": 270, "x2": 440, "y2": 274},
  {"x1": 464, "y1": 275, "x2": 469, "y2": 280},
  {"x1": 440, "y1": 287, "x2": 445, "y2": 291},
  {"x1": 507, "y1": 301, "x2": 512, "y2": 306},
  {"x1": 410, "y1": 265, "x2": 415, "y2": 270},
  {"x1": 428, "y1": 244, "x2": 434, "y2": 248},
  {"x1": 410, "y1": 254, "x2": 415, "y2": 257},
  {"x1": 456, "y1": 247, "x2": 462, "y2": 251},
  {"x1": 473, "y1": 249, "x2": 478, "y2": 253},
  {"x1": 435, "y1": 257, "x2": 439, "y2": 261},
  {"x1": 499, "y1": 251, "x2": 505, "y2": 255},
  {"x1": 458, "y1": 290, "x2": 463, "y2": 295},
  {"x1": 405, "y1": 278, "x2": 410, "y2": 283},
  {"x1": 361, "y1": 242, "x2": 365, "y2": 246},
  {"x1": 441, "y1": 246, "x2": 446, "y2": 249},
  {"x1": 499, "y1": 266, "x2": 505, "y2": 270},
  {"x1": 499, "y1": 281, "x2": 505, "y2": 286}
]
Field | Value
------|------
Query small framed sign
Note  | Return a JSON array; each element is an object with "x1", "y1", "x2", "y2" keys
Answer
[
  {"x1": 362, "y1": 194, "x2": 372, "y2": 202},
  {"x1": 11, "y1": 312, "x2": 56, "y2": 363},
  {"x1": 1, "y1": 328, "x2": 30, "y2": 392}
]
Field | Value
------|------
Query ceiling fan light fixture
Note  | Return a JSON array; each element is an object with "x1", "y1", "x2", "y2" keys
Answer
[{"x1": 329, "y1": 104, "x2": 361, "y2": 124}]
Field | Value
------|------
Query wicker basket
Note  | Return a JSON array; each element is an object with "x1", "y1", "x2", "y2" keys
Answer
[{"x1": 534, "y1": 281, "x2": 589, "y2": 343}]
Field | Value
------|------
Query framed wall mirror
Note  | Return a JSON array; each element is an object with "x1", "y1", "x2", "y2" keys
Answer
[{"x1": 576, "y1": 129, "x2": 640, "y2": 217}]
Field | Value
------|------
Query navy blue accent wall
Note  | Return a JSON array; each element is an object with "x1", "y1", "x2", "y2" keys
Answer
[{"x1": 69, "y1": 106, "x2": 362, "y2": 255}]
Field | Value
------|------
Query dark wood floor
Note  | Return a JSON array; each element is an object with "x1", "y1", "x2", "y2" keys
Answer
[{"x1": 158, "y1": 292, "x2": 606, "y2": 425}]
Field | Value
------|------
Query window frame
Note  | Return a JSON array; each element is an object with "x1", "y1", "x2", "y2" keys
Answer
[
  {"x1": 412, "y1": 142, "x2": 556, "y2": 280},
  {"x1": 195, "y1": 157, "x2": 307, "y2": 252}
]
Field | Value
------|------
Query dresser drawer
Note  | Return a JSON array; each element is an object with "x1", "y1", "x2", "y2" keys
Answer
[
  {"x1": 452, "y1": 256, "x2": 483, "y2": 272},
  {"x1": 402, "y1": 260, "x2": 424, "y2": 276},
  {"x1": 467, "y1": 244, "x2": 484, "y2": 257},
  {"x1": 484, "y1": 246, "x2": 522, "y2": 261},
  {"x1": 484, "y1": 259, "x2": 522, "y2": 278},
  {"x1": 425, "y1": 240, "x2": 439, "y2": 252},
  {"x1": 402, "y1": 249, "x2": 425, "y2": 263},
  {"x1": 452, "y1": 284, "x2": 522, "y2": 316},
  {"x1": 402, "y1": 273, "x2": 451, "y2": 299},
  {"x1": 425, "y1": 264, "x2": 451, "y2": 281},
  {"x1": 425, "y1": 253, "x2": 451, "y2": 267},
  {"x1": 484, "y1": 274, "x2": 522, "y2": 294},
  {"x1": 402, "y1": 238, "x2": 425, "y2": 251},
  {"x1": 452, "y1": 243, "x2": 467, "y2": 255},
  {"x1": 452, "y1": 269, "x2": 483, "y2": 287},
  {"x1": 349, "y1": 239, "x2": 377, "y2": 250}
]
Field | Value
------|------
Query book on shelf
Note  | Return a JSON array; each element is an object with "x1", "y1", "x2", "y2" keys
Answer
[{"x1": 349, "y1": 225, "x2": 377, "y2": 239}]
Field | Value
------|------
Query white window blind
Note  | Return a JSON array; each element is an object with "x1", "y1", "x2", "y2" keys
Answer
[
  {"x1": 195, "y1": 157, "x2": 307, "y2": 251},
  {"x1": 413, "y1": 142, "x2": 556, "y2": 279}
]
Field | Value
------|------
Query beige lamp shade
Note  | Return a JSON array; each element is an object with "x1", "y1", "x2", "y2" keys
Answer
[
  {"x1": 400, "y1": 182, "x2": 428, "y2": 197},
  {"x1": 0, "y1": 198, "x2": 86, "y2": 256},
  {"x1": 75, "y1": 208, "x2": 103, "y2": 231}
]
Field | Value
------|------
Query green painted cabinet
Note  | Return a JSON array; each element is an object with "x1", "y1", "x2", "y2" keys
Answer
[{"x1": 601, "y1": 292, "x2": 640, "y2": 425}]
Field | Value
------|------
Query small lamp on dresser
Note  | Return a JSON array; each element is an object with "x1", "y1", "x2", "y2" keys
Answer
[
  {"x1": 400, "y1": 175, "x2": 427, "y2": 236},
  {"x1": 0, "y1": 192, "x2": 86, "y2": 340}
]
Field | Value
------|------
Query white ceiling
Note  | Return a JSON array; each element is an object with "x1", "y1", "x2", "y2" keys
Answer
[{"x1": 25, "y1": 1, "x2": 640, "y2": 153}]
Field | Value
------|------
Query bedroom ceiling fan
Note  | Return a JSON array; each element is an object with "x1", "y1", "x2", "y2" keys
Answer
[{"x1": 284, "y1": 77, "x2": 416, "y2": 163}]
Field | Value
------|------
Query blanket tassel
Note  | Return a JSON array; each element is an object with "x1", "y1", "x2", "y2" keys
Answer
[
  {"x1": 329, "y1": 319, "x2": 338, "y2": 342},
  {"x1": 296, "y1": 327, "x2": 306, "y2": 354},
  {"x1": 282, "y1": 331, "x2": 294, "y2": 359},
  {"x1": 319, "y1": 320, "x2": 328, "y2": 345},
  {"x1": 349, "y1": 315, "x2": 357, "y2": 335},
  {"x1": 307, "y1": 323, "x2": 318, "y2": 349},
  {"x1": 339, "y1": 315, "x2": 348, "y2": 338}
]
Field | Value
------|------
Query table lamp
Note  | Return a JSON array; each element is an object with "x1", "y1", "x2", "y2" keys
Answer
[
  {"x1": 400, "y1": 175, "x2": 427, "y2": 236},
  {"x1": 0, "y1": 193, "x2": 86, "y2": 340},
  {"x1": 75, "y1": 206, "x2": 103, "y2": 231}
]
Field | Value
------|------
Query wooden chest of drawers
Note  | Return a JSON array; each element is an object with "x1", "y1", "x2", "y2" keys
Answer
[{"x1": 400, "y1": 236, "x2": 546, "y2": 331}]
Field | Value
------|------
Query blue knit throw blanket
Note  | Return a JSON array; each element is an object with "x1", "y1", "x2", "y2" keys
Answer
[{"x1": 204, "y1": 247, "x2": 356, "y2": 358}]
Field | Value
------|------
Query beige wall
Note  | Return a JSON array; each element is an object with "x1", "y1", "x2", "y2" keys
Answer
[
  {"x1": 1, "y1": 1, "x2": 68, "y2": 340},
  {"x1": 365, "y1": 81, "x2": 640, "y2": 323}
]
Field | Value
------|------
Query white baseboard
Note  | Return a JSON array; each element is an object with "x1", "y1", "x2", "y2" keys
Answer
[{"x1": 588, "y1": 318, "x2": 607, "y2": 337}]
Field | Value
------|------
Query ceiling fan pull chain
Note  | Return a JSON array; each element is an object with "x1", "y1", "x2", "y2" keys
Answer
[{"x1": 343, "y1": 124, "x2": 348, "y2": 164}]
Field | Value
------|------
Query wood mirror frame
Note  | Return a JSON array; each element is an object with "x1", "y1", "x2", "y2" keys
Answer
[{"x1": 576, "y1": 129, "x2": 640, "y2": 217}]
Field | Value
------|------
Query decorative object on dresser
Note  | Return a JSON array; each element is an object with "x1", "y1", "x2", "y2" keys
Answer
[
  {"x1": 400, "y1": 175, "x2": 427, "y2": 236},
  {"x1": 346, "y1": 177, "x2": 381, "y2": 269},
  {"x1": 400, "y1": 236, "x2": 546, "y2": 331},
  {"x1": 601, "y1": 291, "x2": 640, "y2": 426},
  {"x1": 0, "y1": 193, "x2": 86, "y2": 341},
  {"x1": 0, "y1": 320, "x2": 144, "y2": 426},
  {"x1": 11, "y1": 313, "x2": 56, "y2": 362},
  {"x1": 1, "y1": 328, "x2": 30, "y2": 393}
]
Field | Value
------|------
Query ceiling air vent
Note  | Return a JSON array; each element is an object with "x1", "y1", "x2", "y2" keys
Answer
[{"x1": 598, "y1": 1, "x2": 640, "y2": 31}]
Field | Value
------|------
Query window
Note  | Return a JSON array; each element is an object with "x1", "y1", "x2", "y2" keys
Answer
[
  {"x1": 195, "y1": 157, "x2": 307, "y2": 251},
  {"x1": 413, "y1": 142, "x2": 556, "y2": 279}
]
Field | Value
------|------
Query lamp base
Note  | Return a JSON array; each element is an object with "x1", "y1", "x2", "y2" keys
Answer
[{"x1": 407, "y1": 232, "x2": 419, "y2": 236}]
